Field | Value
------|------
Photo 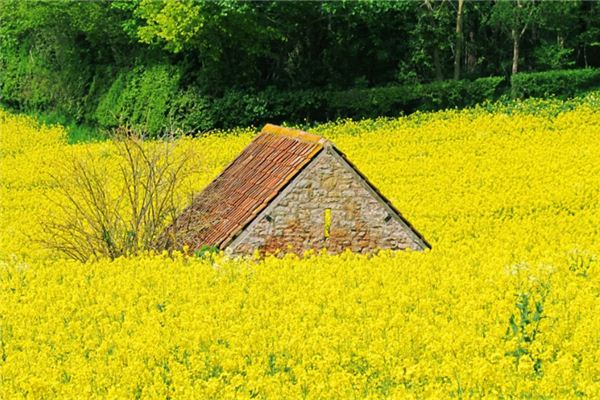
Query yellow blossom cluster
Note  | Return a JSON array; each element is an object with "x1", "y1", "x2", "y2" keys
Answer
[{"x1": 1, "y1": 95, "x2": 599, "y2": 398}]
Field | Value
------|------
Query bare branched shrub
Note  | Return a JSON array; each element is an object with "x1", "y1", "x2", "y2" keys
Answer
[{"x1": 43, "y1": 128, "x2": 195, "y2": 262}]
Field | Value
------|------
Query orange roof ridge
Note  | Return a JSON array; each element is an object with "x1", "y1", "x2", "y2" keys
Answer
[{"x1": 262, "y1": 124, "x2": 327, "y2": 145}]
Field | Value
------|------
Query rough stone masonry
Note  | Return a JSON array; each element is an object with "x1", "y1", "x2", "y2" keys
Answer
[{"x1": 227, "y1": 146, "x2": 425, "y2": 256}]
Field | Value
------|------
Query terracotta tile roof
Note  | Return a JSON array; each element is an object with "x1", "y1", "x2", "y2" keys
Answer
[{"x1": 162, "y1": 124, "x2": 327, "y2": 250}]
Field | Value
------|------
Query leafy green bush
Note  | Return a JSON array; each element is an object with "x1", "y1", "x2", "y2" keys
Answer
[
  {"x1": 211, "y1": 90, "x2": 270, "y2": 129},
  {"x1": 326, "y1": 77, "x2": 505, "y2": 119},
  {"x1": 0, "y1": 41, "x2": 91, "y2": 120},
  {"x1": 511, "y1": 69, "x2": 600, "y2": 99},
  {"x1": 94, "y1": 64, "x2": 181, "y2": 136},
  {"x1": 210, "y1": 88, "x2": 327, "y2": 129},
  {"x1": 167, "y1": 89, "x2": 214, "y2": 134},
  {"x1": 10, "y1": 60, "x2": 599, "y2": 136},
  {"x1": 326, "y1": 85, "x2": 413, "y2": 119},
  {"x1": 205, "y1": 77, "x2": 505, "y2": 127}
]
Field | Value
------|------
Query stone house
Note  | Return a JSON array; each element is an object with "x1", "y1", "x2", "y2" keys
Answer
[{"x1": 161, "y1": 124, "x2": 429, "y2": 256}]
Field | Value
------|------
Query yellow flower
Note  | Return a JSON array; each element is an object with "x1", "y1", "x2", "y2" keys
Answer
[{"x1": 1, "y1": 94, "x2": 600, "y2": 398}]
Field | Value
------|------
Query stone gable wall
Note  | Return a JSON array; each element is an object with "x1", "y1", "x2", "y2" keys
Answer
[{"x1": 227, "y1": 148, "x2": 423, "y2": 256}]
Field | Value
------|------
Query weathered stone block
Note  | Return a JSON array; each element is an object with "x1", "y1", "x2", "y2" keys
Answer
[{"x1": 228, "y1": 148, "x2": 427, "y2": 256}]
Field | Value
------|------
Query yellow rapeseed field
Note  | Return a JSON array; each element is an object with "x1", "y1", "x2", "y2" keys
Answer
[{"x1": 1, "y1": 95, "x2": 599, "y2": 398}]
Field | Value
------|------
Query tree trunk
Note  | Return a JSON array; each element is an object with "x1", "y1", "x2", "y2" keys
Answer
[
  {"x1": 423, "y1": 0, "x2": 443, "y2": 81},
  {"x1": 512, "y1": 28, "x2": 520, "y2": 75},
  {"x1": 454, "y1": 0, "x2": 465, "y2": 80}
]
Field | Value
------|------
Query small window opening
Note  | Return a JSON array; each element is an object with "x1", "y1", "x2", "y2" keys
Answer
[
  {"x1": 324, "y1": 208, "x2": 331, "y2": 238},
  {"x1": 384, "y1": 214, "x2": 392, "y2": 222},
  {"x1": 265, "y1": 214, "x2": 273, "y2": 223}
]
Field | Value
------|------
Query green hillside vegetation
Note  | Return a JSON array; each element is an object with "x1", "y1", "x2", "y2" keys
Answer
[{"x1": 1, "y1": 0, "x2": 599, "y2": 136}]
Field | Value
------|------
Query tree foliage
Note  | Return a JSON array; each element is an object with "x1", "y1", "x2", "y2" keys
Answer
[{"x1": 0, "y1": 0, "x2": 599, "y2": 133}]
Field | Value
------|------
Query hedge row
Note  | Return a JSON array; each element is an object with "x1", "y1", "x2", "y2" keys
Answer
[
  {"x1": 92, "y1": 75, "x2": 506, "y2": 135},
  {"x1": 511, "y1": 68, "x2": 600, "y2": 99},
  {"x1": 166, "y1": 68, "x2": 599, "y2": 134},
  {"x1": 4, "y1": 66, "x2": 600, "y2": 137}
]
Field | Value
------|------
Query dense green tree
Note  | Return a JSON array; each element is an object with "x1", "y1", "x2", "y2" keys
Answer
[
  {"x1": 576, "y1": 0, "x2": 600, "y2": 68},
  {"x1": 489, "y1": 0, "x2": 542, "y2": 75},
  {"x1": 1, "y1": 0, "x2": 599, "y2": 133}
]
